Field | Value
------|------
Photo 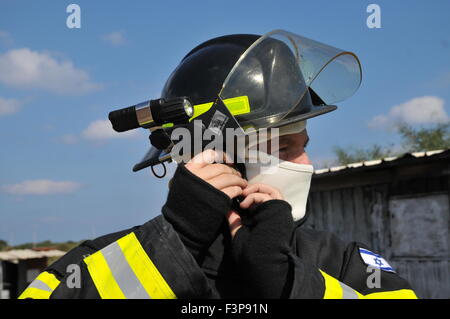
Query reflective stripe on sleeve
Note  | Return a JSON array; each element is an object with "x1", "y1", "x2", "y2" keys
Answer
[
  {"x1": 362, "y1": 289, "x2": 418, "y2": 299},
  {"x1": 18, "y1": 271, "x2": 61, "y2": 299},
  {"x1": 340, "y1": 281, "x2": 360, "y2": 299},
  {"x1": 116, "y1": 232, "x2": 176, "y2": 299},
  {"x1": 84, "y1": 248, "x2": 126, "y2": 299},
  {"x1": 101, "y1": 241, "x2": 150, "y2": 299},
  {"x1": 84, "y1": 232, "x2": 176, "y2": 299},
  {"x1": 320, "y1": 270, "x2": 363, "y2": 299},
  {"x1": 319, "y1": 270, "x2": 417, "y2": 299}
]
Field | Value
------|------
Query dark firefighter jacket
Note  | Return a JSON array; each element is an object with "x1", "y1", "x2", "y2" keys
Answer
[{"x1": 19, "y1": 165, "x2": 417, "y2": 299}]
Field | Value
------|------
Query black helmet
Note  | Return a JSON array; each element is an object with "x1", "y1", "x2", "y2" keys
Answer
[
  {"x1": 132, "y1": 30, "x2": 361, "y2": 172},
  {"x1": 161, "y1": 32, "x2": 356, "y2": 130},
  {"x1": 162, "y1": 34, "x2": 260, "y2": 106}
]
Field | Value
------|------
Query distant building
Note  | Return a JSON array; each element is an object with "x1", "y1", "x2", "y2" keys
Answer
[
  {"x1": 305, "y1": 149, "x2": 450, "y2": 298},
  {"x1": 0, "y1": 248, "x2": 65, "y2": 298}
]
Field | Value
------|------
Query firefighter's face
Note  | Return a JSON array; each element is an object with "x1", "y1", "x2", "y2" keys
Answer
[{"x1": 270, "y1": 130, "x2": 311, "y2": 165}]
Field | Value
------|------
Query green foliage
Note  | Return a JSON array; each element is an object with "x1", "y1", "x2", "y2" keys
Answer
[
  {"x1": 0, "y1": 239, "x2": 8, "y2": 251},
  {"x1": 333, "y1": 144, "x2": 396, "y2": 165},
  {"x1": 54, "y1": 241, "x2": 79, "y2": 252},
  {"x1": 6, "y1": 240, "x2": 82, "y2": 252},
  {"x1": 332, "y1": 121, "x2": 450, "y2": 165},
  {"x1": 396, "y1": 122, "x2": 450, "y2": 152}
]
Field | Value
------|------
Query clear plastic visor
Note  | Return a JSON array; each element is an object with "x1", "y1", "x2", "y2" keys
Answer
[{"x1": 218, "y1": 29, "x2": 362, "y2": 130}]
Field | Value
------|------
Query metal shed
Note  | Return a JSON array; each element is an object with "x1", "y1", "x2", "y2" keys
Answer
[
  {"x1": 0, "y1": 249, "x2": 66, "y2": 298},
  {"x1": 305, "y1": 149, "x2": 450, "y2": 298}
]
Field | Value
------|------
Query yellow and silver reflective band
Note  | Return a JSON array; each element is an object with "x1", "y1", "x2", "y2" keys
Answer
[
  {"x1": 18, "y1": 271, "x2": 61, "y2": 299},
  {"x1": 84, "y1": 232, "x2": 176, "y2": 299},
  {"x1": 362, "y1": 289, "x2": 417, "y2": 299},
  {"x1": 320, "y1": 270, "x2": 417, "y2": 299},
  {"x1": 320, "y1": 270, "x2": 362, "y2": 299},
  {"x1": 162, "y1": 95, "x2": 251, "y2": 128},
  {"x1": 191, "y1": 95, "x2": 251, "y2": 120}
]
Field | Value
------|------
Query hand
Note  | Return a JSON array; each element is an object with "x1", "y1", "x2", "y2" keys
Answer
[
  {"x1": 240, "y1": 183, "x2": 283, "y2": 210},
  {"x1": 185, "y1": 149, "x2": 248, "y2": 200},
  {"x1": 227, "y1": 183, "x2": 283, "y2": 239},
  {"x1": 227, "y1": 199, "x2": 294, "y2": 298}
]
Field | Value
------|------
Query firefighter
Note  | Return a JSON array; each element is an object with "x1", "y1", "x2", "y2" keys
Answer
[{"x1": 19, "y1": 31, "x2": 417, "y2": 299}]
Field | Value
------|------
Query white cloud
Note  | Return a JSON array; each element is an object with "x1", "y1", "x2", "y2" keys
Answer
[
  {"x1": 81, "y1": 119, "x2": 138, "y2": 140},
  {"x1": 0, "y1": 48, "x2": 102, "y2": 95},
  {"x1": 59, "y1": 119, "x2": 139, "y2": 144},
  {"x1": 0, "y1": 97, "x2": 22, "y2": 115},
  {"x1": 369, "y1": 96, "x2": 449, "y2": 129},
  {"x1": 2, "y1": 180, "x2": 81, "y2": 195},
  {"x1": 102, "y1": 31, "x2": 127, "y2": 46}
]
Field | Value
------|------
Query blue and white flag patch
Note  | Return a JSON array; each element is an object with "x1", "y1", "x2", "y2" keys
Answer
[{"x1": 359, "y1": 248, "x2": 395, "y2": 273}]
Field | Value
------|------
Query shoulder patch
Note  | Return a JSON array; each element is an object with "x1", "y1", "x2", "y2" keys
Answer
[{"x1": 359, "y1": 248, "x2": 395, "y2": 273}]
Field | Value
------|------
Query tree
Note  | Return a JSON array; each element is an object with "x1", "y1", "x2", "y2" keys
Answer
[
  {"x1": 333, "y1": 144, "x2": 395, "y2": 165},
  {"x1": 332, "y1": 121, "x2": 450, "y2": 165},
  {"x1": 0, "y1": 239, "x2": 8, "y2": 251},
  {"x1": 396, "y1": 122, "x2": 450, "y2": 152}
]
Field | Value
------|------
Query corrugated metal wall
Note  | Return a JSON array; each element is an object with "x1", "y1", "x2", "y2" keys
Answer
[{"x1": 304, "y1": 183, "x2": 450, "y2": 298}]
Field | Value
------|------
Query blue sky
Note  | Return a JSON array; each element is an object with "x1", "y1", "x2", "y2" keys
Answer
[{"x1": 1, "y1": 0, "x2": 449, "y2": 244}]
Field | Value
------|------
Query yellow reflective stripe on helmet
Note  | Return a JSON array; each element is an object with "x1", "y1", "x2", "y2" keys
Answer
[
  {"x1": 84, "y1": 250, "x2": 126, "y2": 299},
  {"x1": 190, "y1": 96, "x2": 251, "y2": 120},
  {"x1": 18, "y1": 271, "x2": 61, "y2": 299},
  {"x1": 361, "y1": 289, "x2": 417, "y2": 299},
  {"x1": 161, "y1": 96, "x2": 250, "y2": 128},
  {"x1": 116, "y1": 232, "x2": 176, "y2": 299}
]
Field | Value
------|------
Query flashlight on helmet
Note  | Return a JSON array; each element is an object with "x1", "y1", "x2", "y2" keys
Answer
[{"x1": 108, "y1": 97, "x2": 194, "y2": 132}]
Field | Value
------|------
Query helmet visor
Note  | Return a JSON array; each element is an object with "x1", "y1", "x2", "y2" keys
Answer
[{"x1": 218, "y1": 29, "x2": 362, "y2": 130}]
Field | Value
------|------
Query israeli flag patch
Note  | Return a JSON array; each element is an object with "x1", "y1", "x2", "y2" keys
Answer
[{"x1": 359, "y1": 248, "x2": 395, "y2": 273}]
